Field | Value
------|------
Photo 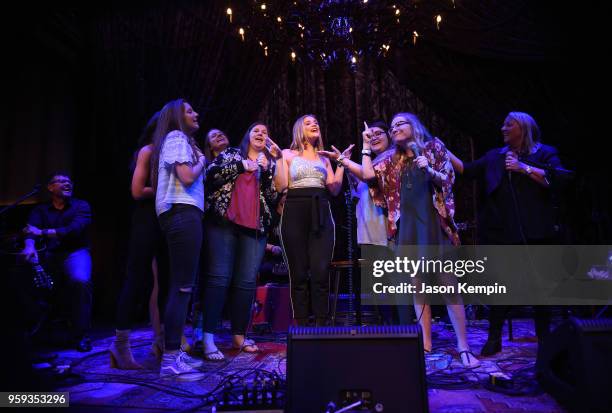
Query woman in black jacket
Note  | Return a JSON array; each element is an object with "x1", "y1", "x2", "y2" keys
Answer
[{"x1": 449, "y1": 111, "x2": 563, "y2": 356}]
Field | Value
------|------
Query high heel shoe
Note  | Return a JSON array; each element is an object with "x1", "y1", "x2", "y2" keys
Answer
[
  {"x1": 109, "y1": 330, "x2": 143, "y2": 369},
  {"x1": 480, "y1": 338, "x2": 502, "y2": 357},
  {"x1": 151, "y1": 334, "x2": 164, "y2": 359},
  {"x1": 459, "y1": 349, "x2": 481, "y2": 368}
]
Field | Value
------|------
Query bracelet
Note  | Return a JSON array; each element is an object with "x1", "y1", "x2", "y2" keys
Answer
[
  {"x1": 362, "y1": 149, "x2": 372, "y2": 155},
  {"x1": 362, "y1": 152, "x2": 371, "y2": 158}
]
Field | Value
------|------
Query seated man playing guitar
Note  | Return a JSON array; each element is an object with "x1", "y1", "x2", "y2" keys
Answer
[{"x1": 22, "y1": 172, "x2": 93, "y2": 352}]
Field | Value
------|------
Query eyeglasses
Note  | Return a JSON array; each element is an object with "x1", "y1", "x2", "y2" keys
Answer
[
  {"x1": 390, "y1": 121, "x2": 409, "y2": 131},
  {"x1": 50, "y1": 178, "x2": 72, "y2": 185},
  {"x1": 372, "y1": 130, "x2": 387, "y2": 137}
]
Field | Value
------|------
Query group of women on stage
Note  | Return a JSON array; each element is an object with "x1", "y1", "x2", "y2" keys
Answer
[{"x1": 108, "y1": 97, "x2": 561, "y2": 379}]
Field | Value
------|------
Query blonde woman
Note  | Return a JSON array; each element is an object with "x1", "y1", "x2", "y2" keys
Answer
[{"x1": 276, "y1": 115, "x2": 351, "y2": 326}]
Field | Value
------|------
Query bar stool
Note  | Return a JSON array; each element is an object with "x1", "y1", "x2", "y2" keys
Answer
[{"x1": 330, "y1": 260, "x2": 358, "y2": 326}]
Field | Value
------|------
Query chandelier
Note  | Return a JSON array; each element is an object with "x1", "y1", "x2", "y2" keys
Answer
[{"x1": 225, "y1": 0, "x2": 455, "y2": 70}]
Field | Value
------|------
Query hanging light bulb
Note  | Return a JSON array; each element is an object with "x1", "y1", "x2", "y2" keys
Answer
[
  {"x1": 291, "y1": 51, "x2": 296, "y2": 62},
  {"x1": 226, "y1": 7, "x2": 233, "y2": 23},
  {"x1": 395, "y1": 9, "x2": 400, "y2": 16},
  {"x1": 239, "y1": 27, "x2": 245, "y2": 41},
  {"x1": 351, "y1": 55, "x2": 357, "y2": 64},
  {"x1": 412, "y1": 30, "x2": 419, "y2": 45},
  {"x1": 277, "y1": 16, "x2": 282, "y2": 23},
  {"x1": 260, "y1": 3, "x2": 266, "y2": 11},
  {"x1": 435, "y1": 14, "x2": 442, "y2": 30},
  {"x1": 264, "y1": 46, "x2": 268, "y2": 57}
]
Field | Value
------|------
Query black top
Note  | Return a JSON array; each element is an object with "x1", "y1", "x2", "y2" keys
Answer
[
  {"x1": 26, "y1": 198, "x2": 92, "y2": 253},
  {"x1": 463, "y1": 143, "x2": 562, "y2": 244}
]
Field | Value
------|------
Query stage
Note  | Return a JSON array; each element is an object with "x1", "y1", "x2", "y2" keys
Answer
[{"x1": 35, "y1": 319, "x2": 564, "y2": 412}]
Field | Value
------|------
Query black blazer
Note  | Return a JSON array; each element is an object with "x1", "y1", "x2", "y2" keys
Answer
[{"x1": 463, "y1": 143, "x2": 562, "y2": 244}]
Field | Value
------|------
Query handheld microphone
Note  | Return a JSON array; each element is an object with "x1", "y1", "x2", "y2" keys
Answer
[
  {"x1": 408, "y1": 142, "x2": 421, "y2": 157},
  {"x1": 506, "y1": 151, "x2": 514, "y2": 182},
  {"x1": 256, "y1": 153, "x2": 264, "y2": 180}
]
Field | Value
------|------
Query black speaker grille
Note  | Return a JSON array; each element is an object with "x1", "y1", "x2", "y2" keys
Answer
[
  {"x1": 288, "y1": 324, "x2": 420, "y2": 339},
  {"x1": 571, "y1": 317, "x2": 612, "y2": 332}
]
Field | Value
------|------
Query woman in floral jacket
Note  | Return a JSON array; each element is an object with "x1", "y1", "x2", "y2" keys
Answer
[
  {"x1": 200, "y1": 122, "x2": 282, "y2": 361},
  {"x1": 363, "y1": 112, "x2": 480, "y2": 368}
]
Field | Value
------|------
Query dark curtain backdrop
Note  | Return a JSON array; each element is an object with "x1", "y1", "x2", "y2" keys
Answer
[{"x1": 2, "y1": 1, "x2": 609, "y2": 322}]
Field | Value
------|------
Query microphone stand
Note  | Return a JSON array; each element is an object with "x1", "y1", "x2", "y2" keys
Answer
[{"x1": 0, "y1": 185, "x2": 41, "y2": 217}]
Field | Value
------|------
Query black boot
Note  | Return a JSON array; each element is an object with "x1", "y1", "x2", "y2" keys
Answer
[{"x1": 481, "y1": 306, "x2": 506, "y2": 356}]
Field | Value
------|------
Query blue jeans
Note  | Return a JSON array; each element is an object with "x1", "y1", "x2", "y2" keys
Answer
[
  {"x1": 43, "y1": 248, "x2": 92, "y2": 336},
  {"x1": 158, "y1": 204, "x2": 203, "y2": 350},
  {"x1": 201, "y1": 219, "x2": 266, "y2": 335}
]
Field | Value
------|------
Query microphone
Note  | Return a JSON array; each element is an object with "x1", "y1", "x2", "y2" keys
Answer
[
  {"x1": 506, "y1": 151, "x2": 515, "y2": 182},
  {"x1": 256, "y1": 153, "x2": 265, "y2": 180},
  {"x1": 407, "y1": 142, "x2": 421, "y2": 157}
]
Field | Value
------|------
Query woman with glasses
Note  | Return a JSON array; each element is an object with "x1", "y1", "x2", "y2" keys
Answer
[
  {"x1": 362, "y1": 112, "x2": 480, "y2": 368},
  {"x1": 331, "y1": 121, "x2": 395, "y2": 324}
]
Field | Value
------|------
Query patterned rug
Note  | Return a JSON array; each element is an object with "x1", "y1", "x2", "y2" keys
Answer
[{"x1": 36, "y1": 319, "x2": 565, "y2": 412}]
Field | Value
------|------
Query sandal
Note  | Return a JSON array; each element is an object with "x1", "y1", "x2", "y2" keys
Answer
[
  {"x1": 233, "y1": 338, "x2": 259, "y2": 353},
  {"x1": 459, "y1": 350, "x2": 481, "y2": 368},
  {"x1": 203, "y1": 349, "x2": 225, "y2": 362}
]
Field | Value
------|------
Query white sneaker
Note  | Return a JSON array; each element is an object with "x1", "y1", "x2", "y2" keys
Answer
[
  {"x1": 160, "y1": 350, "x2": 205, "y2": 381},
  {"x1": 180, "y1": 350, "x2": 204, "y2": 368}
]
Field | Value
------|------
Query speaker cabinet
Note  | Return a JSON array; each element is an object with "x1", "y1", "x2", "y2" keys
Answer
[
  {"x1": 287, "y1": 325, "x2": 428, "y2": 413},
  {"x1": 537, "y1": 317, "x2": 612, "y2": 412}
]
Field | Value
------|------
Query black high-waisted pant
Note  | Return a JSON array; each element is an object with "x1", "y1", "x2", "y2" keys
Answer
[{"x1": 280, "y1": 188, "x2": 335, "y2": 321}]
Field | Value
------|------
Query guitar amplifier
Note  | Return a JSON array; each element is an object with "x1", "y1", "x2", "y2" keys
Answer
[
  {"x1": 287, "y1": 325, "x2": 428, "y2": 413},
  {"x1": 251, "y1": 283, "x2": 292, "y2": 333}
]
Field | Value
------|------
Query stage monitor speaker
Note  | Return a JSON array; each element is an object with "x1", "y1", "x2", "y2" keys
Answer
[
  {"x1": 536, "y1": 317, "x2": 612, "y2": 413},
  {"x1": 287, "y1": 325, "x2": 428, "y2": 413}
]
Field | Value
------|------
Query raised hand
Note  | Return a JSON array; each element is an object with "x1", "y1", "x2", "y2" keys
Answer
[{"x1": 265, "y1": 137, "x2": 283, "y2": 160}]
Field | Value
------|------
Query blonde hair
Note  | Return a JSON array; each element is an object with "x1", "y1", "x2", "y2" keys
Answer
[
  {"x1": 290, "y1": 114, "x2": 324, "y2": 153},
  {"x1": 507, "y1": 111, "x2": 540, "y2": 155}
]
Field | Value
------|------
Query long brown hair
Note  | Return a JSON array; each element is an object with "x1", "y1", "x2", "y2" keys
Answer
[{"x1": 150, "y1": 99, "x2": 200, "y2": 190}]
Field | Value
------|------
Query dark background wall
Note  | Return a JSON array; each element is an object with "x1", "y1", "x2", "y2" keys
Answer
[{"x1": 1, "y1": 1, "x2": 610, "y2": 322}]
